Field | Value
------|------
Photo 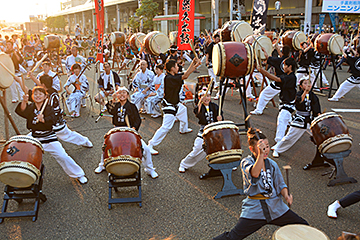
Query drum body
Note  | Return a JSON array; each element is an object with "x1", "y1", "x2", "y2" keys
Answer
[
  {"x1": 264, "y1": 31, "x2": 276, "y2": 41},
  {"x1": 197, "y1": 75, "x2": 211, "y2": 85},
  {"x1": 169, "y1": 31, "x2": 178, "y2": 45},
  {"x1": 0, "y1": 52, "x2": 15, "y2": 89},
  {"x1": 44, "y1": 35, "x2": 60, "y2": 49},
  {"x1": 310, "y1": 112, "x2": 352, "y2": 154},
  {"x1": 212, "y1": 42, "x2": 254, "y2": 78},
  {"x1": 103, "y1": 127, "x2": 143, "y2": 176},
  {"x1": 282, "y1": 31, "x2": 306, "y2": 51},
  {"x1": 272, "y1": 224, "x2": 330, "y2": 240},
  {"x1": 315, "y1": 33, "x2": 344, "y2": 55},
  {"x1": 203, "y1": 121, "x2": 243, "y2": 164},
  {"x1": 0, "y1": 135, "x2": 43, "y2": 188},
  {"x1": 110, "y1": 32, "x2": 126, "y2": 45},
  {"x1": 244, "y1": 35, "x2": 273, "y2": 60},
  {"x1": 144, "y1": 31, "x2": 170, "y2": 56},
  {"x1": 220, "y1": 21, "x2": 253, "y2": 42},
  {"x1": 129, "y1": 33, "x2": 146, "y2": 52}
]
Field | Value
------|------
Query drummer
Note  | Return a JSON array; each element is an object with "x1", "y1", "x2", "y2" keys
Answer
[
  {"x1": 206, "y1": 33, "x2": 220, "y2": 93},
  {"x1": 296, "y1": 41, "x2": 315, "y2": 85},
  {"x1": 213, "y1": 128, "x2": 308, "y2": 240},
  {"x1": 94, "y1": 86, "x2": 159, "y2": 179},
  {"x1": 28, "y1": 60, "x2": 61, "y2": 92},
  {"x1": 178, "y1": 88, "x2": 223, "y2": 178}
]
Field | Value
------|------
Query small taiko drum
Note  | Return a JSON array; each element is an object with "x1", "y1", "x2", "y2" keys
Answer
[
  {"x1": 144, "y1": 31, "x2": 170, "y2": 56},
  {"x1": 0, "y1": 135, "x2": 44, "y2": 188},
  {"x1": 220, "y1": 20, "x2": 253, "y2": 42},
  {"x1": 129, "y1": 33, "x2": 146, "y2": 52},
  {"x1": 44, "y1": 35, "x2": 60, "y2": 49},
  {"x1": 202, "y1": 121, "x2": 243, "y2": 164},
  {"x1": 310, "y1": 112, "x2": 352, "y2": 154},
  {"x1": 103, "y1": 127, "x2": 142, "y2": 176},
  {"x1": 244, "y1": 34, "x2": 273, "y2": 60},
  {"x1": 110, "y1": 32, "x2": 126, "y2": 45},
  {"x1": 282, "y1": 30, "x2": 306, "y2": 51},
  {"x1": 0, "y1": 52, "x2": 15, "y2": 89},
  {"x1": 169, "y1": 31, "x2": 178, "y2": 45},
  {"x1": 315, "y1": 33, "x2": 344, "y2": 55},
  {"x1": 264, "y1": 31, "x2": 276, "y2": 41},
  {"x1": 212, "y1": 41, "x2": 255, "y2": 78},
  {"x1": 197, "y1": 75, "x2": 211, "y2": 85},
  {"x1": 272, "y1": 224, "x2": 330, "y2": 240}
]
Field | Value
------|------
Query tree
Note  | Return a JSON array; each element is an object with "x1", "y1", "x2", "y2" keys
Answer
[
  {"x1": 129, "y1": 0, "x2": 159, "y2": 32},
  {"x1": 45, "y1": 16, "x2": 67, "y2": 32}
]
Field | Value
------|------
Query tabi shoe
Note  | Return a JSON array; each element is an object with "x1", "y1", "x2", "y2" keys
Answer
[
  {"x1": 179, "y1": 166, "x2": 186, "y2": 173},
  {"x1": 250, "y1": 110, "x2": 263, "y2": 115},
  {"x1": 272, "y1": 150, "x2": 279, "y2": 158},
  {"x1": 327, "y1": 200, "x2": 341, "y2": 219},
  {"x1": 94, "y1": 165, "x2": 105, "y2": 174},
  {"x1": 78, "y1": 176, "x2": 88, "y2": 184},
  {"x1": 328, "y1": 97, "x2": 339, "y2": 102},
  {"x1": 148, "y1": 145, "x2": 159, "y2": 155},
  {"x1": 180, "y1": 128, "x2": 193, "y2": 134},
  {"x1": 145, "y1": 169, "x2": 159, "y2": 179}
]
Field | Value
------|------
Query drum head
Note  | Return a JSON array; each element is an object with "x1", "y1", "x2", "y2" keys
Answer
[
  {"x1": 136, "y1": 33, "x2": 146, "y2": 49},
  {"x1": 150, "y1": 32, "x2": 170, "y2": 55},
  {"x1": 0, "y1": 53, "x2": 15, "y2": 89},
  {"x1": 212, "y1": 43, "x2": 223, "y2": 76},
  {"x1": 44, "y1": 37, "x2": 49, "y2": 49},
  {"x1": 253, "y1": 36, "x2": 273, "y2": 60},
  {"x1": 293, "y1": 32, "x2": 306, "y2": 51},
  {"x1": 232, "y1": 21, "x2": 253, "y2": 42},
  {"x1": 329, "y1": 34, "x2": 344, "y2": 55},
  {"x1": 272, "y1": 224, "x2": 329, "y2": 240},
  {"x1": 105, "y1": 158, "x2": 141, "y2": 176},
  {"x1": 0, "y1": 166, "x2": 37, "y2": 188},
  {"x1": 110, "y1": 33, "x2": 117, "y2": 44}
]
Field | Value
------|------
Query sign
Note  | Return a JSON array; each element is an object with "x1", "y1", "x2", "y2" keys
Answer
[
  {"x1": 94, "y1": 0, "x2": 105, "y2": 62},
  {"x1": 319, "y1": 13, "x2": 326, "y2": 33},
  {"x1": 322, "y1": 0, "x2": 360, "y2": 13},
  {"x1": 178, "y1": 0, "x2": 195, "y2": 50},
  {"x1": 250, "y1": 0, "x2": 270, "y2": 34}
]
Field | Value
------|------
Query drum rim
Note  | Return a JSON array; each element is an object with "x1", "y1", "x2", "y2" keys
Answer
[
  {"x1": 203, "y1": 121, "x2": 239, "y2": 136},
  {"x1": 5, "y1": 135, "x2": 44, "y2": 152},
  {"x1": 104, "y1": 127, "x2": 142, "y2": 139},
  {"x1": 207, "y1": 149, "x2": 243, "y2": 163},
  {"x1": 310, "y1": 112, "x2": 342, "y2": 128},
  {"x1": 0, "y1": 161, "x2": 41, "y2": 183},
  {"x1": 244, "y1": 43, "x2": 254, "y2": 76},
  {"x1": 272, "y1": 224, "x2": 330, "y2": 240},
  {"x1": 0, "y1": 52, "x2": 15, "y2": 89},
  {"x1": 218, "y1": 42, "x2": 226, "y2": 76},
  {"x1": 318, "y1": 134, "x2": 353, "y2": 153},
  {"x1": 328, "y1": 34, "x2": 344, "y2": 55},
  {"x1": 197, "y1": 75, "x2": 211, "y2": 79}
]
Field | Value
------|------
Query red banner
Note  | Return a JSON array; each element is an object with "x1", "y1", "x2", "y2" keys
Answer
[
  {"x1": 94, "y1": 0, "x2": 105, "y2": 62},
  {"x1": 177, "y1": 0, "x2": 195, "y2": 50}
]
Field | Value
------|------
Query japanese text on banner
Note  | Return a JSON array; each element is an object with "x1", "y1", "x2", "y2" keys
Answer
[{"x1": 178, "y1": 0, "x2": 194, "y2": 50}]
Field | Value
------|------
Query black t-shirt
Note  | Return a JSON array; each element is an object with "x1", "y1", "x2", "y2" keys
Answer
[
  {"x1": 267, "y1": 56, "x2": 287, "y2": 87},
  {"x1": 298, "y1": 48, "x2": 315, "y2": 67},
  {"x1": 279, "y1": 72, "x2": 297, "y2": 104},
  {"x1": 106, "y1": 100, "x2": 141, "y2": 131},
  {"x1": 206, "y1": 42, "x2": 215, "y2": 63},
  {"x1": 346, "y1": 55, "x2": 360, "y2": 78},
  {"x1": 164, "y1": 73, "x2": 184, "y2": 105}
]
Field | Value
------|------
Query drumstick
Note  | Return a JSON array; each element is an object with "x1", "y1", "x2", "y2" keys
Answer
[
  {"x1": 198, "y1": 77, "x2": 214, "y2": 107},
  {"x1": 205, "y1": 29, "x2": 212, "y2": 40},
  {"x1": 30, "y1": 53, "x2": 49, "y2": 72},
  {"x1": 283, "y1": 165, "x2": 292, "y2": 207},
  {"x1": 189, "y1": 39, "x2": 198, "y2": 59},
  {"x1": 125, "y1": 115, "x2": 130, "y2": 128},
  {"x1": 36, "y1": 98, "x2": 49, "y2": 123},
  {"x1": 0, "y1": 61, "x2": 16, "y2": 78},
  {"x1": 245, "y1": 114, "x2": 265, "y2": 151}
]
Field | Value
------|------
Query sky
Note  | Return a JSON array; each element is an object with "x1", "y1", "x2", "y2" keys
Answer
[{"x1": 1, "y1": 0, "x2": 62, "y2": 23}]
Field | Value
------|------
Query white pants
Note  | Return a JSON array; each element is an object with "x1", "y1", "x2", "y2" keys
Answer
[
  {"x1": 207, "y1": 68, "x2": 218, "y2": 86},
  {"x1": 243, "y1": 75, "x2": 253, "y2": 98},
  {"x1": 9, "y1": 80, "x2": 25, "y2": 102},
  {"x1": 273, "y1": 126, "x2": 310, "y2": 153},
  {"x1": 332, "y1": 80, "x2": 360, "y2": 99},
  {"x1": 56, "y1": 125, "x2": 91, "y2": 147},
  {"x1": 97, "y1": 139, "x2": 155, "y2": 172},
  {"x1": 66, "y1": 91, "x2": 85, "y2": 114},
  {"x1": 275, "y1": 109, "x2": 292, "y2": 142},
  {"x1": 149, "y1": 103, "x2": 189, "y2": 147},
  {"x1": 131, "y1": 91, "x2": 150, "y2": 110},
  {"x1": 254, "y1": 85, "x2": 280, "y2": 113},
  {"x1": 144, "y1": 95, "x2": 162, "y2": 115},
  {"x1": 180, "y1": 137, "x2": 206, "y2": 169}
]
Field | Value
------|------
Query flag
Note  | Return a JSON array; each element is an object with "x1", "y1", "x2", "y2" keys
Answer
[
  {"x1": 250, "y1": 0, "x2": 270, "y2": 34},
  {"x1": 94, "y1": 0, "x2": 105, "y2": 62},
  {"x1": 178, "y1": 0, "x2": 195, "y2": 50}
]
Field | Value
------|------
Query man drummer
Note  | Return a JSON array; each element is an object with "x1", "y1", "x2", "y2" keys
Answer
[
  {"x1": 147, "y1": 58, "x2": 201, "y2": 155},
  {"x1": 94, "y1": 87, "x2": 159, "y2": 179},
  {"x1": 28, "y1": 60, "x2": 61, "y2": 92},
  {"x1": 296, "y1": 41, "x2": 315, "y2": 85},
  {"x1": 206, "y1": 33, "x2": 220, "y2": 94}
]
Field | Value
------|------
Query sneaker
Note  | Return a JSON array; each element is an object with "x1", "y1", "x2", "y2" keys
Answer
[
  {"x1": 83, "y1": 141, "x2": 93, "y2": 148},
  {"x1": 145, "y1": 169, "x2": 159, "y2": 179},
  {"x1": 180, "y1": 128, "x2": 193, "y2": 134},
  {"x1": 250, "y1": 110, "x2": 263, "y2": 115},
  {"x1": 179, "y1": 166, "x2": 186, "y2": 173},
  {"x1": 94, "y1": 165, "x2": 105, "y2": 174},
  {"x1": 232, "y1": 167, "x2": 238, "y2": 171},
  {"x1": 328, "y1": 97, "x2": 339, "y2": 102},
  {"x1": 327, "y1": 200, "x2": 340, "y2": 219},
  {"x1": 78, "y1": 176, "x2": 88, "y2": 184},
  {"x1": 151, "y1": 114, "x2": 161, "y2": 118},
  {"x1": 273, "y1": 150, "x2": 279, "y2": 158},
  {"x1": 71, "y1": 113, "x2": 76, "y2": 118},
  {"x1": 148, "y1": 145, "x2": 159, "y2": 155}
]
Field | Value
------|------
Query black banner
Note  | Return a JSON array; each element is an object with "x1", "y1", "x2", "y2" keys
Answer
[{"x1": 250, "y1": 0, "x2": 270, "y2": 34}]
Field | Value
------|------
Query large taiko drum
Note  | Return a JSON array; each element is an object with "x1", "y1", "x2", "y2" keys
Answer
[
  {"x1": 110, "y1": 32, "x2": 126, "y2": 45},
  {"x1": 212, "y1": 42, "x2": 254, "y2": 78},
  {"x1": 244, "y1": 34, "x2": 273, "y2": 60},
  {"x1": 103, "y1": 127, "x2": 143, "y2": 176},
  {"x1": 264, "y1": 31, "x2": 276, "y2": 41},
  {"x1": 129, "y1": 33, "x2": 146, "y2": 52},
  {"x1": 169, "y1": 31, "x2": 178, "y2": 45},
  {"x1": 0, "y1": 52, "x2": 15, "y2": 89},
  {"x1": 282, "y1": 30, "x2": 306, "y2": 51},
  {"x1": 315, "y1": 33, "x2": 344, "y2": 55},
  {"x1": 0, "y1": 135, "x2": 43, "y2": 188},
  {"x1": 220, "y1": 20, "x2": 253, "y2": 42},
  {"x1": 144, "y1": 31, "x2": 170, "y2": 56},
  {"x1": 44, "y1": 35, "x2": 60, "y2": 49},
  {"x1": 272, "y1": 224, "x2": 330, "y2": 240},
  {"x1": 310, "y1": 112, "x2": 353, "y2": 154},
  {"x1": 202, "y1": 121, "x2": 243, "y2": 164}
]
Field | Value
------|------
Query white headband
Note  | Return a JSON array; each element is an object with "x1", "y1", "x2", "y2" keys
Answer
[{"x1": 117, "y1": 86, "x2": 129, "y2": 93}]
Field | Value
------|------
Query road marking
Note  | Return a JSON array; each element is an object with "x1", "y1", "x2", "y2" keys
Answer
[{"x1": 332, "y1": 109, "x2": 360, "y2": 113}]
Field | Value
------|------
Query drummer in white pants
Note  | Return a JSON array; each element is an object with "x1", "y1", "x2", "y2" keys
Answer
[
  {"x1": 206, "y1": 33, "x2": 220, "y2": 90},
  {"x1": 310, "y1": 51, "x2": 329, "y2": 88}
]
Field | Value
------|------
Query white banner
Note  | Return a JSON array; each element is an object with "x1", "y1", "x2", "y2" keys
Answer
[{"x1": 322, "y1": 0, "x2": 360, "y2": 13}]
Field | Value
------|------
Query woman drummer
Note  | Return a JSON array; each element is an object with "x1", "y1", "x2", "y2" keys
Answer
[{"x1": 213, "y1": 128, "x2": 308, "y2": 240}]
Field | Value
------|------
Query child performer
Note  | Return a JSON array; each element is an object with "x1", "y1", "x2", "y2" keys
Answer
[
  {"x1": 144, "y1": 64, "x2": 165, "y2": 118},
  {"x1": 272, "y1": 77, "x2": 321, "y2": 158},
  {"x1": 15, "y1": 87, "x2": 88, "y2": 184},
  {"x1": 214, "y1": 128, "x2": 308, "y2": 240},
  {"x1": 178, "y1": 88, "x2": 222, "y2": 176},
  {"x1": 94, "y1": 87, "x2": 159, "y2": 178},
  {"x1": 328, "y1": 190, "x2": 360, "y2": 219}
]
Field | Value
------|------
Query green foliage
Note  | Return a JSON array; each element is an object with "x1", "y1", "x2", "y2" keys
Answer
[
  {"x1": 45, "y1": 16, "x2": 67, "y2": 30},
  {"x1": 134, "y1": 0, "x2": 159, "y2": 31},
  {"x1": 128, "y1": 16, "x2": 140, "y2": 31}
]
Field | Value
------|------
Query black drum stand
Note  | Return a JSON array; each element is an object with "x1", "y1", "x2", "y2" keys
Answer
[
  {"x1": 108, "y1": 170, "x2": 142, "y2": 209},
  {"x1": 0, "y1": 164, "x2": 47, "y2": 223}
]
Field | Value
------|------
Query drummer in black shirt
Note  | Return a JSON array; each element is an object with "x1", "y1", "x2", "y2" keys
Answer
[
  {"x1": 168, "y1": 45, "x2": 183, "y2": 72},
  {"x1": 148, "y1": 58, "x2": 201, "y2": 155},
  {"x1": 257, "y1": 57, "x2": 297, "y2": 145},
  {"x1": 296, "y1": 41, "x2": 315, "y2": 85}
]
